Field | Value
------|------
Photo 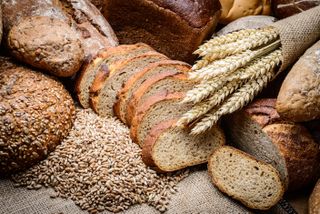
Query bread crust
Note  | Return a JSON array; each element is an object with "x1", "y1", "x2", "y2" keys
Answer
[
  {"x1": 130, "y1": 91, "x2": 185, "y2": 144},
  {"x1": 309, "y1": 179, "x2": 320, "y2": 214},
  {"x1": 124, "y1": 60, "x2": 190, "y2": 125},
  {"x1": 208, "y1": 146, "x2": 285, "y2": 210}
]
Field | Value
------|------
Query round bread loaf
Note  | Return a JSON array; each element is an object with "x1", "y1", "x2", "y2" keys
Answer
[
  {"x1": 7, "y1": 16, "x2": 84, "y2": 77},
  {"x1": 0, "y1": 64, "x2": 75, "y2": 174},
  {"x1": 309, "y1": 179, "x2": 320, "y2": 214}
]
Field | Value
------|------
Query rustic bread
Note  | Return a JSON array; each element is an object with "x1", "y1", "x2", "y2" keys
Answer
[
  {"x1": 89, "y1": 50, "x2": 165, "y2": 116},
  {"x1": 309, "y1": 179, "x2": 320, "y2": 214},
  {"x1": 93, "y1": 0, "x2": 221, "y2": 62},
  {"x1": 75, "y1": 43, "x2": 155, "y2": 108},
  {"x1": 224, "y1": 99, "x2": 320, "y2": 191},
  {"x1": 276, "y1": 40, "x2": 320, "y2": 122},
  {"x1": 0, "y1": 61, "x2": 75, "y2": 174},
  {"x1": 8, "y1": 16, "x2": 84, "y2": 77},
  {"x1": 130, "y1": 91, "x2": 192, "y2": 146},
  {"x1": 219, "y1": 0, "x2": 271, "y2": 24},
  {"x1": 208, "y1": 146, "x2": 284, "y2": 210},
  {"x1": 272, "y1": 0, "x2": 320, "y2": 19},
  {"x1": 142, "y1": 119, "x2": 225, "y2": 171},
  {"x1": 120, "y1": 73, "x2": 194, "y2": 125},
  {"x1": 123, "y1": 60, "x2": 191, "y2": 125}
]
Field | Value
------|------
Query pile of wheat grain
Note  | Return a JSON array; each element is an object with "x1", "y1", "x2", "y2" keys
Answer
[{"x1": 11, "y1": 108, "x2": 189, "y2": 213}]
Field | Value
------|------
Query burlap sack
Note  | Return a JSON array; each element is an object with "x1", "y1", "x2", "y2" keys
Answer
[{"x1": 271, "y1": 6, "x2": 320, "y2": 72}]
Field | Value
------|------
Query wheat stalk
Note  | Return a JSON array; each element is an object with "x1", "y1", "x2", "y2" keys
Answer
[{"x1": 190, "y1": 68, "x2": 276, "y2": 135}]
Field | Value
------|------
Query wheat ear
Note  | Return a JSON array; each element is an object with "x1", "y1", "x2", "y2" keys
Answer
[{"x1": 190, "y1": 69, "x2": 276, "y2": 135}]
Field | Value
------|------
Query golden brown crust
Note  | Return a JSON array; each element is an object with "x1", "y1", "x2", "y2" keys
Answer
[
  {"x1": 130, "y1": 91, "x2": 185, "y2": 144},
  {"x1": 309, "y1": 179, "x2": 320, "y2": 214},
  {"x1": 124, "y1": 60, "x2": 190, "y2": 125}
]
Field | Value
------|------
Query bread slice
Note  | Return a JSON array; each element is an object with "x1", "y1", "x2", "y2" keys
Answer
[
  {"x1": 89, "y1": 52, "x2": 167, "y2": 116},
  {"x1": 142, "y1": 119, "x2": 225, "y2": 171},
  {"x1": 122, "y1": 60, "x2": 190, "y2": 125},
  {"x1": 224, "y1": 99, "x2": 320, "y2": 191},
  {"x1": 75, "y1": 43, "x2": 154, "y2": 108},
  {"x1": 130, "y1": 91, "x2": 192, "y2": 146},
  {"x1": 208, "y1": 146, "x2": 285, "y2": 210}
]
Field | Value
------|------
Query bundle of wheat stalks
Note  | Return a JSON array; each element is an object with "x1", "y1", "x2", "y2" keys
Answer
[{"x1": 177, "y1": 26, "x2": 283, "y2": 135}]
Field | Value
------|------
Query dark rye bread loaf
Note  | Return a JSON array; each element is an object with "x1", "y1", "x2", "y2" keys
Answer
[
  {"x1": 208, "y1": 146, "x2": 284, "y2": 210},
  {"x1": 89, "y1": 49, "x2": 166, "y2": 116},
  {"x1": 76, "y1": 43, "x2": 156, "y2": 108},
  {"x1": 93, "y1": 0, "x2": 221, "y2": 62},
  {"x1": 0, "y1": 59, "x2": 75, "y2": 174},
  {"x1": 309, "y1": 179, "x2": 320, "y2": 214},
  {"x1": 224, "y1": 99, "x2": 320, "y2": 191},
  {"x1": 130, "y1": 91, "x2": 192, "y2": 146},
  {"x1": 118, "y1": 73, "x2": 194, "y2": 125},
  {"x1": 142, "y1": 119, "x2": 225, "y2": 171},
  {"x1": 123, "y1": 60, "x2": 191, "y2": 125}
]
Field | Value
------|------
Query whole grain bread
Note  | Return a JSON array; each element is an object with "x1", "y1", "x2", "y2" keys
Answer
[
  {"x1": 276, "y1": 40, "x2": 320, "y2": 122},
  {"x1": 208, "y1": 146, "x2": 284, "y2": 210},
  {"x1": 118, "y1": 70, "x2": 194, "y2": 124},
  {"x1": 123, "y1": 60, "x2": 191, "y2": 125},
  {"x1": 272, "y1": 0, "x2": 320, "y2": 19},
  {"x1": 142, "y1": 119, "x2": 225, "y2": 171},
  {"x1": 92, "y1": 0, "x2": 221, "y2": 62},
  {"x1": 224, "y1": 99, "x2": 320, "y2": 191},
  {"x1": 0, "y1": 59, "x2": 75, "y2": 174},
  {"x1": 130, "y1": 91, "x2": 192, "y2": 146},
  {"x1": 309, "y1": 179, "x2": 320, "y2": 214}
]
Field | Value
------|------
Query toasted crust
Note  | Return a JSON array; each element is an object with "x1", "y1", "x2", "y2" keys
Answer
[
  {"x1": 130, "y1": 91, "x2": 185, "y2": 144},
  {"x1": 141, "y1": 119, "x2": 177, "y2": 167},
  {"x1": 124, "y1": 60, "x2": 190, "y2": 125},
  {"x1": 208, "y1": 146, "x2": 285, "y2": 210}
]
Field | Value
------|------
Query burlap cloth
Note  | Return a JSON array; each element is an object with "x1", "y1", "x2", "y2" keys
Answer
[{"x1": 271, "y1": 6, "x2": 320, "y2": 72}]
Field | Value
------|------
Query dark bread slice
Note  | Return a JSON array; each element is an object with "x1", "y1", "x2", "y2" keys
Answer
[
  {"x1": 123, "y1": 60, "x2": 190, "y2": 125},
  {"x1": 75, "y1": 43, "x2": 155, "y2": 108},
  {"x1": 89, "y1": 51, "x2": 166, "y2": 116},
  {"x1": 130, "y1": 91, "x2": 192, "y2": 146},
  {"x1": 208, "y1": 146, "x2": 285, "y2": 210},
  {"x1": 142, "y1": 119, "x2": 225, "y2": 171},
  {"x1": 224, "y1": 99, "x2": 320, "y2": 191}
]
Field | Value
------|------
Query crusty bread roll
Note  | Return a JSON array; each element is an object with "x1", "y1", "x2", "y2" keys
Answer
[
  {"x1": 219, "y1": 0, "x2": 271, "y2": 24},
  {"x1": 0, "y1": 57, "x2": 75, "y2": 174}
]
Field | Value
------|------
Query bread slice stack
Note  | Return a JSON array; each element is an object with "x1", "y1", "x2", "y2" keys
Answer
[{"x1": 75, "y1": 43, "x2": 226, "y2": 172}]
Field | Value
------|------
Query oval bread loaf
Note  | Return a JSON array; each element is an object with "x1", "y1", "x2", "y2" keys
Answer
[{"x1": 0, "y1": 60, "x2": 75, "y2": 174}]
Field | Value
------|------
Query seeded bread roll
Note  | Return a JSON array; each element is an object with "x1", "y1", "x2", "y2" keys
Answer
[
  {"x1": 124, "y1": 60, "x2": 191, "y2": 125},
  {"x1": 8, "y1": 16, "x2": 84, "y2": 77},
  {"x1": 309, "y1": 179, "x2": 320, "y2": 214},
  {"x1": 130, "y1": 91, "x2": 192, "y2": 146},
  {"x1": 276, "y1": 41, "x2": 320, "y2": 122},
  {"x1": 208, "y1": 146, "x2": 285, "y2": 210},
  {"x1": 0, "y1": 61, "x2": 75, "y2": 174},
  {"x1": 142, "y1": 119, "x2": 225, "y2": 171},
  {"x1": 92, "y1": 0, "x2": 221, "y2": 62},
  {"x1": 118, "y1": 73, "x2": 193, "y2": 125},
  {"x1": 224, "y1": 99, "x2": 320, "y2": 191}
]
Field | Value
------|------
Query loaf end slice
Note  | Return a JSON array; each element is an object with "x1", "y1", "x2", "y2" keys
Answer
[{"x1": 208, "y1": 146, "x2": 285, "y2": 210}]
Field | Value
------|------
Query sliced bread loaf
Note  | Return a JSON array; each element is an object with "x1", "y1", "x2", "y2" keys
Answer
[
  {"x1": 224, "y1": 99, "x2": 320, "y2": 191},
  {"x1": 142, "y1": 119, "x2": 225, "y2": 171},
  {"x1": 208, "y1": 146, "x2": 285, "y2": 210},
  {"x1": 75, "y1": 43, "x2": 155, "y2": 108},
  {"x1": 89, "y1": 52, "x2": 167, "y2": 116},
  {"x1": 122, "y1": 60, "x2": 191, "y2": 125},
  {"x1": 123, "y1": 73, "x2": 194, "y2": 126},
  {"x1": 130, "y1": 91, "x2": 192, "y2": 146}
]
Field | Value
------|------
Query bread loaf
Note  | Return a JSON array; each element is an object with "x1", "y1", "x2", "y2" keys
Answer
[
  {"x1": 0, "y1": 3, "x2": 2, "y2": 45},
  {"x1": 224, "y1": 99, "x2": 320, "y2": 191},
  {"x1": 219, "y1": 0, "x2": 271, "y2": 24},
  {"x1": 276, "y1": 40, "x2": 320, "y2": 122},
  {"x1": 142, "y1": 119, "x2": 225, "y2": 171},
  {"x1": 272, "y1": 0, "x2": 320, "y2": 19},
  {"x1": 309, "y1": 179, "x2": 320, "y2": 214},
  {"x1": 92, "y1": 0, "x2": 221, "y2": 62},
  {"x1": 208, "y1": 146, "x2": 285, "y2": 210},
  {"x1": 0, "y1": 57, "x2": 75, "y2": 174}
]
